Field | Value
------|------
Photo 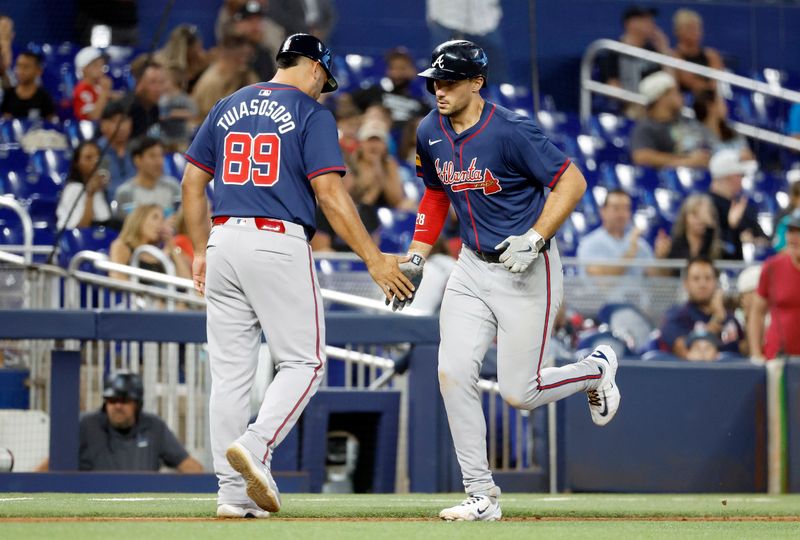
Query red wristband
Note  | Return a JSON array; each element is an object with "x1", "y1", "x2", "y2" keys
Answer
[{"x1": 412, "y1": 187, "x2": 450, "y2": 245}]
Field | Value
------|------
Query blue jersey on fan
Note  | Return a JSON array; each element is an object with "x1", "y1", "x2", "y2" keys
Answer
[
  {"x1": 185, "y1": 82, "x2": 346, "y2": 235},
  {"x1": 415, "y1": 102, "x2": 570, "y2": 254}
]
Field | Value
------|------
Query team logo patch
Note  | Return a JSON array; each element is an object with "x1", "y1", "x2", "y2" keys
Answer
[
  {"x1": 435, "y1": 158, "x2": 502, "y2": 195},
  {"x1": 432, "y1": 54, "x2": 445, "y2": 69},
  {"x1": 259, "y1": 89, "x2": 272, "y2": 97}
]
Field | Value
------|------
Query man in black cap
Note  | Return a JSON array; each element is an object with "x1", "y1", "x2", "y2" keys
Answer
[
  {"x1": 232, "y1": 0, "x2": 277, "y2": 81},
  {"x1": 599, "y1": 5, "x2": 672, "y2": 96},
  {"x1": 685, "y1": 329, "x2": 721, "y2": 361},
  {"x1": 79, "y1": 372, "x2": 203, "y2": 473}
]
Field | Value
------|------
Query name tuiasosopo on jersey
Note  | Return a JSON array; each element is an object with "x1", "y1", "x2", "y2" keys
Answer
[
  {"x1": 185, "y1": 82, "x2": 346, "y2": 237},
  {"x1": 415, "y1": 102, "x2": 570, "y2": 254}
]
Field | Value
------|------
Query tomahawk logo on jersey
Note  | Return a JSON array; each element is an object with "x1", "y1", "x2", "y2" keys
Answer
[
  {"x1": 415, "y1": 102, "x2": 570, "y2": 253},
  {"x1": 185, "y1": 83, "x2": 346, "y2": 236}
]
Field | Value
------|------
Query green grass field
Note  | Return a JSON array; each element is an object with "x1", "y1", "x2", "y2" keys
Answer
[{"x1": 2, "y1": 493, "x2": 799, "y2": 539}]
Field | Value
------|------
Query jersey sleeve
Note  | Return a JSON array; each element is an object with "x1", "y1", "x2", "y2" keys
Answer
[
  {"x1": 416, "y1": 132, "x2": 443, "y2": 189},
  {"x1": 506, "y1": 120, "x2": 570, "y2": 189},
  {"x1": 303, "y1": 109, "x2": 346, "y2": 180},
  {"x1": 184, "y1": 103, "x2": 218, "y2": 176}
]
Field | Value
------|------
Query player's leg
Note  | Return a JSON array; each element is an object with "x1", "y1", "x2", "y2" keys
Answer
[
  {"x1": 492, "y1": 244, "x2": 616, "y2": 411},
  {"x1": 437, "y1": 254, "x2": 502, "y2": 521},
  {"x1": 233, "y1": 232, "x2": 325, "y2": 468},
  {"x1": 205, "y1": 228, "x2": 262, "y2": 508}
]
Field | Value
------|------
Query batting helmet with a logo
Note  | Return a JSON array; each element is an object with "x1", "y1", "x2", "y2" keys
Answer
[
  {"x1": 277, "y1": 33, "x2": 338, "y2": 93},
  {"x1": 418, "y1": 40, "x2": 489, "y2": 94}
]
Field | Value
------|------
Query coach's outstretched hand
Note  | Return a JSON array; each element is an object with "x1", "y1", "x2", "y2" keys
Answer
[
  {"x1": 495, "y1": 229, "x2": 545, "y2": 273},
  {"x1": 368, "y1": 253, "x2": 416, "y2": 303},
  {"x1": 386, "y1": 253, "x2": 425, "y2": 311}
]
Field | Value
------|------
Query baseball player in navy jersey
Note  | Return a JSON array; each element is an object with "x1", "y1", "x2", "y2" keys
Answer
[
  {"x1": 391, "y1": 41, "x2": 622, "y2": 521},
  {"x1": 181, "y1": 34, "x2": 414, "y2": 519}
]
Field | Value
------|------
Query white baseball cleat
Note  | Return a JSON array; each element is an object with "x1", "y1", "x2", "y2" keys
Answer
[
  {"x1": 216, "y1": 503, "x2": 270, "y2": 519},
  {"x1": 586, "y1": 345, "x2": 621, "y2": 426},
  {"x1": 439, "y1": 486, "x2": 502, "y2": 521},
  {"x1": 225, "y1": 441, "x2": 282, "y2": 513}
]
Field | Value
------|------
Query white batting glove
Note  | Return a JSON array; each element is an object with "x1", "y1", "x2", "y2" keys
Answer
[{"x1": 494, "y1": 229, "x2": 545, "y2": 273}]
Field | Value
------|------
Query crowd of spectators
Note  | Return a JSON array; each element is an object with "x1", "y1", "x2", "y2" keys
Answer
[{"x1": 0, "y1": 3, "x2": 798, "y2": 366}]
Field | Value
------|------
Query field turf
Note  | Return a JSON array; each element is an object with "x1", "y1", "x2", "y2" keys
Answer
[{"x1": 2, "y1": 493, "x2": 799, "y2": 539}]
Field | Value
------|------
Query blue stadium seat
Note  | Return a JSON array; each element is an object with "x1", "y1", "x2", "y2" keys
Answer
[
  {"x1": 378, "y1": 208, "x2": 416, "y2": 254},
  {"x1": 57, "y1": 226, "x2": 118, "y2": 268},
  {"x1": 0, "y1": 149, "x2": 31, "y2": 175},
  {"x1": 0, "y1": 224, "x2": 24, "y2": 246},
  {"x1": 641, "y1": 350, "x2": 681, "y2": 362},
  {"x1": 597, "y1": 303, "x2": 655, "y2": 354},
  {"x1": 163, "y1": 152, "x2": 187, "y2": 179},
  {"x1": 575, "y1": 331, "x2": 631, "y2": 359},
  {"x1": 4, "y1": 171, "x2": 61, "y2": 201},
  {"x1": 62, "y1": 119, "x2": 96, "y2": 148},
  {"x1": 30, "y1": 149, "x2": 71, "y2": 178}
]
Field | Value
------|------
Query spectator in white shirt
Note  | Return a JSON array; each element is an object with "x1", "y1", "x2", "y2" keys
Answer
[{"x1": 56, "y1": 141, "x2": 113, "y2": 230}]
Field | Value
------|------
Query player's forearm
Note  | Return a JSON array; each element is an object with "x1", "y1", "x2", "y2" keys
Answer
[
  {"x1": 531, "y1": 163, "x2": 586, "y2": 240},
  {"x1": 184, "y1": 193, "x2": 210, "y2": 256},
  {"x1": 407, "y1": 240, "x2": 434, "y2": 259},
  {"x1": 181, "y1": 168, "x2": 211, "y2": 255}
]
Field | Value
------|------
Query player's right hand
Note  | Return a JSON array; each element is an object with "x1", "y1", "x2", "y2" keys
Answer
[
  {"x1": 368, "y1": 253, "x2": 415, "y2": 303},
  {"x1": 192, "y1": 254, "x2": 206, "y2": 296},
  {"x1": 387, "y1": 253, "x2": 425, "y2": 311}
]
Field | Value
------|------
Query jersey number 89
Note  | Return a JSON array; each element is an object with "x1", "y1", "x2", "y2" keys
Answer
[{"x1": 222, "y1": 132, "x2": 281, "y2": 186}]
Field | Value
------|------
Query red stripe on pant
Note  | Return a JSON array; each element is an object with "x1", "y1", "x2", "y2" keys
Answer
[
  {"x1": 261, "y1": 244, "x2": 323, "y2": 463},
  {"x1": 538, "y1": 372, "x2": 602, "y2": 390},
  {"x1": 535, "y1": 251, "x2": 552, "y2": 389}
]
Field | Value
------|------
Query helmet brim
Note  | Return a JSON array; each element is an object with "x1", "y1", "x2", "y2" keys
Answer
[{"x1": 418, "y1": 68, "x2": 487, "y2": 94}]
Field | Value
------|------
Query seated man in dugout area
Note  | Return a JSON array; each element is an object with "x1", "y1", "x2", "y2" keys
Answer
[{"x1": 37, "y1": 372, "x2": 203, "y2": 472}]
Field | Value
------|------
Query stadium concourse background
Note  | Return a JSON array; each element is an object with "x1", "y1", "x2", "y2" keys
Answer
[
  {"x1": 1, "y1": 0, "x2": 800, "y2": 507},
  {"x1": 4, "y1": 0, "x2": 800, "y2": 111}
]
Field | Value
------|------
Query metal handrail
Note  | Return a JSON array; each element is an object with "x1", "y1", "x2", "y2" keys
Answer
[
  {"x1": 130, "y1": 245, "x2": 177, "y2": 280},
  {"x1": 61, "y1": 250, "x2": 430, "y2": 313},
  {"x1": 579, "y1": 39, "x2": 800, "y2": 152},
  {"x1": 0, "y1": 196, "x2": 34, "y2": 264}
]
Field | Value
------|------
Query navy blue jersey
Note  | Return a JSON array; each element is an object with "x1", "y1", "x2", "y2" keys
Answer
[
  {"x1": 416, "y1": 102, "x2": 570, "y2": 253},
  {"x1": 185, "y1": 83, "x2": 346, "y2": 233}
]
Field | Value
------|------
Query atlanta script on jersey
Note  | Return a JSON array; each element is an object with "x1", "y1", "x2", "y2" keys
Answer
[
  {"x1": 415, "y1": 102, "x2": 570, "y2": 253},
  {"x1": 185, "y1": 83, "x2": 346, "y2": 237}
]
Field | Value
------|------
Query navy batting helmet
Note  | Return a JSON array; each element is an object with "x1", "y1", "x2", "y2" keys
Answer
[
  {"x1": 103, "y1": 372, "x2": 144, "y2": 403},
  {"x1": 418, "y1": 40, "x2": 488, "y2": 95},
  {"x1": 277, "y1": 33, "x2": 338, "y2": 93}
]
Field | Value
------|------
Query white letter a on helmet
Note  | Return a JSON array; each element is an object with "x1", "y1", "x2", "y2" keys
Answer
[{"x1": 432, "y1": 54, "x2": 445, "y2": 69}]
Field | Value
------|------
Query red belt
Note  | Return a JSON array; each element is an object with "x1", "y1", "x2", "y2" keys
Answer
[{"x1": 212, "y1": 216, "x2": 286, "y2": 234}]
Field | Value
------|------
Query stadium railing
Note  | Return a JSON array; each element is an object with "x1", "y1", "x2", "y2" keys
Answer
[
  {"x1": 580, "y1": 39, "x2": 800, "y2": 153},
  {"x1": 0, "y1": 248, "x2": 547, "y2": 492}
]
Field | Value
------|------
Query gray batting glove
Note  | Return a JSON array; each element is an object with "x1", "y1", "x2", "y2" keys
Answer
[
  {"x1": 386, "y1": 253, "x2": 425, "y2": 311},
  {"x1": 495, "y1": 229, "x2": 545, "y2": 273}
]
